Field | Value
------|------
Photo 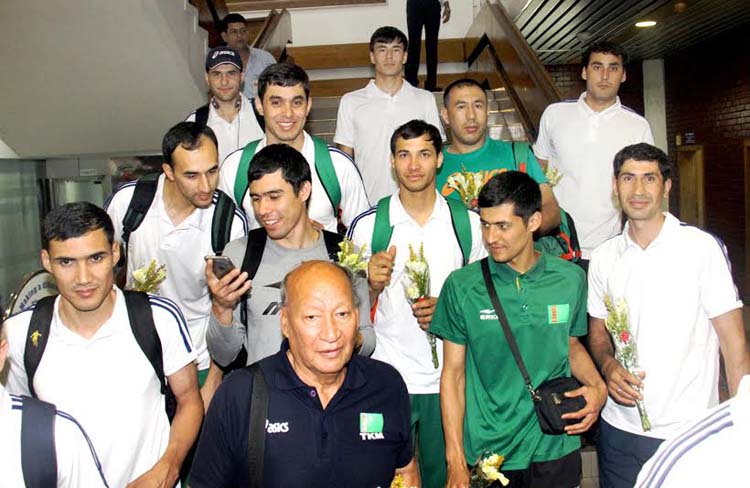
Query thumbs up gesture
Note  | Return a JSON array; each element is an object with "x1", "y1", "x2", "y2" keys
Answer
[{"x1": 368, "y1": 245, "x2": 397, "y2": 295}]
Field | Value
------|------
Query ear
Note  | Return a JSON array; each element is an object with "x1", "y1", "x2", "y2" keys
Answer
[
  {"x1": 663, "y1": 177, "x2": 672, "y2": 199},
  {"x1": 220, "y1": 31, "x2": 230, "y2": 44},
  {"x1": 204, "y1": 73, "x2": 210, "y2": 86},
  {"x1": 299, "y1": 180, "x2": 312, "y2": 204},
  {"x1": 621, "y1": 69, "x2": 627, "y2": 83},
  {"x1": 436, "y1": 150, "x2": 444, "y2": 170},
  {"x1": 280, "y1": 307, "x2": 290, "y2": 338},
  {"x1": 162, "y1": 163, "x2": 175, "y2": 181},
  {"x1": 401, "y1": 49, "x2": 408, "y2": 65},
  {"x1": 254, "y1": 96, "x2": 264, "y2": 116},
  {"x1": 369, "y1": 51, "x2": 376, "y2": 66},
  {"x1": 41, "y1": 249, "x2": 52, "y2": 273},
  {"x1": 581, "y1": 65, "x2": 587, "y2": 81},
  {"x1": 0, "y1": 338, "x2": 8, "y2": 371},
  {"x1": 527, "y1": 211, "x2": 542, "y2": 234},
  {"x1": 111, "y1": 241, "x2": 121, "y2": 267},
  {"x1": 305, "y1": 96, "x2": 313, "y2": 117},
  {"x1": 440, "y1": 106, "x2": 450, "y2": 127}
]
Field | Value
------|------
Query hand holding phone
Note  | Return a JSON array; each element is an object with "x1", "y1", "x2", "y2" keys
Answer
[{"x1": 205, "y1": 255, "x2": 235, "y2": 279}]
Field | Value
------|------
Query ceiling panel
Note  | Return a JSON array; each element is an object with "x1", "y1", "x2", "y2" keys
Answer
[{"x1": 516, "y1": 0, "x2": 750, "y2": 64}]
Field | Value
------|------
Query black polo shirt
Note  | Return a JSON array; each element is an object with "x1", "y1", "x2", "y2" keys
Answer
[{"x1": 190, "y1": 341, "x2": 412, "y2": 487}]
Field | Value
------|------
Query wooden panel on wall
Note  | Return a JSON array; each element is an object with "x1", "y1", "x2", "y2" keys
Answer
[
  {"x1": 677, "y1": 145, "x2": 705, "y2": 228},
  {"x1": 228, "y1": 0, "x2": 384, "y2": 11}
]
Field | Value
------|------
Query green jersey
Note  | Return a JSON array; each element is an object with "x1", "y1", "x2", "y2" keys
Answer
[
  {"x1": 437, "y1": 138, "x2": 547, "y2": 201},
  {"x1": 430, "y1": 253, "x2": 586, "y2": 470}
]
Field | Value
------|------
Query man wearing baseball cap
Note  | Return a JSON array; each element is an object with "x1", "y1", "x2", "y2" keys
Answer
[{"x1": 186, "y1": 46, "x2": 264, "y2": 164}]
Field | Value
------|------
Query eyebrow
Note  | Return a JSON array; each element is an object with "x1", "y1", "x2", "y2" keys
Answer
[
  {"x1": 249, "y1": 189, "x2": 284, "y2": 197},
  {"x1": 54, "y1": 251, "x2": 108, "y2": 262}
]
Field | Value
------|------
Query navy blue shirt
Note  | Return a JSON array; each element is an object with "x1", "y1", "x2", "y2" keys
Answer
[{"x1": 190, "y1": 341, "x2": 412, "y2": 487}]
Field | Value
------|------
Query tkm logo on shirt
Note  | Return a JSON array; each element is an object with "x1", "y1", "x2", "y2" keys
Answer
[{"x1": 359, "y1": 412, "x2": 384, "y2": 440}]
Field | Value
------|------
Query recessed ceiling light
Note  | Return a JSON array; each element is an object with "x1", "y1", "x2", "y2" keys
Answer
[{"x1": 635, "y1": 20, "x2": 657, "y2": 27}]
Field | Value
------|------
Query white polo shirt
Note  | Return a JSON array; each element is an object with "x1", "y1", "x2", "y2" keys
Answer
[
  {"x1": 635, "y1": 375, "x2": 750, "y2": 487},
  {"x1": 185, "y1": 94, "x2": 264, "y2": 165},
  {"x1": 334, "y1": 79, "x2": 446, "y2": 202},
  {"x1": 218, "y1": 130, "x2": 370, "y2": 232},
  {"x1": 4, "y1": 288, "x2": 197, "y2": 487},
  {"x1": 106, "y1": 174, "x2": 248, "y2": 370},
  {"x1": 347, "y1": 191, "x2": 486, "y2": 393},
  {"x1": 0, "y1": 386, "x2": 109, "y2": 487},
  {"x1": 588, "y1": 213, "x2": 742, "y2": 439},
  {"x1": 533, "y1": 93, "x2": 653, "y2": 258}
]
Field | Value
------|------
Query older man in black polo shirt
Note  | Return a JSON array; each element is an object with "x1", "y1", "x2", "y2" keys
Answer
[{"x1": 190, "y1": 261, "x2": 419, "y2": 487}]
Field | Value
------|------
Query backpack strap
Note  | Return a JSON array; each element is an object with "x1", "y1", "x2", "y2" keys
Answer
[
  {"x1": 211, "y1": 190, "x2": 237, "y2": 255},
  {"x1": 21, "y1": 396, "x2": 58, "y2": 488},
  {"x1": 121, "y1": 174, "x2": 159, "y2": 250},
  {"x1": 445, "y1": 198, "x2": 472, "y2": 266},
  {"x1": 322, "y1": 230, "x2": 344, "y2": 261},
  {"x1": 24, "y1": 296, "x2": 56, "y2": 398},
  {"x1": 239, "y1": 228, "x2": 269, "y2": 329},
  {"x1": 234, "y1": 140, "x2": 262, "y2": 206},
  {"x1": 371, "y1": 196, "x2": 393, "y2": 255},
  {"x1": 511, "y1": 142, "x2": 528, "y2": 174},
  {"x1": 311, "y1": 136, "x2": 342, "y2": 214},
  {"x1": 247, "y1": 363, "x2": 268, "y2": 488},
  {"x1": 195, "y1": 104, "x2": 210, "y2": 127},
  {"x1": 123, "y1": 291, "x2": 166, "y2": 395}
]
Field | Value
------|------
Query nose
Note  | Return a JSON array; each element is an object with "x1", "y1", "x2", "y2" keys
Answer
[
  {"x1": 255, "y1": 196, "x2": 272, "y2": 217},
  {"x1": 198, "y1": 174, "x2": 211, "y2": 193},
  {"x1": 76, "y1": 261, "x2": 91, "y2": 284},
  {"x1": 467, "y1": 105, "x2": 476, "y2": 121},
  {"x1": 320, "y1": 314, "x2": 341, "y2": 343},
  {"x1": 633, "y1": 176, "x2": 646, "y2": 194},
  {"x1": 601, "y1": 68, "x2": 610, "y2": 80}
]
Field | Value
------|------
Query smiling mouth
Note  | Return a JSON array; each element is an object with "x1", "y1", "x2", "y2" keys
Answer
[{"x1": 319, "y1": 347, "x2": 342, "y2": 358}]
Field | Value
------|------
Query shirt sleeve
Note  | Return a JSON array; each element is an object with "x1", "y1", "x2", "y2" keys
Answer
[
  {"x1": 5, "y1": 311, "x2": 33, "y2": 396},
  {"x1": 642, "y1": 122, "x2": 654, "y2": 144},
  {"x1": 522, "y1": 145, "x2": 548, "y2": 184},
  {"x1": 149, "y1": 295, "x2": 198, "y2": 376},
  {"x1": 467, "y1": 211, "x2": 488, "y2": 263},
  {"x1": 333, "y1": 94, "x2": 355, "y2": 148},
  {"x1": 424, "y1": 93, "x2": 447, "y2": 139},
  {"x1": 532, "y1": 107, "x2": 555, "y2": 161},
  {"x1": 569, "y1": 266, "x2": 588, "y2": 337},
  {"x1": 587, "y1": 248, "x2": 609, "y2": 319},
  {"x1": 190, "y1": 369, "x2": 253, "y2": 487},
  {"x1": 56, "y1": 414, "x2": 109, "y2": 487},
  {"x1": 230, "y1": 204, "x2": 249, "y2": 239},
  {"x1": 218, "y1": 150, "x2": 242, "y2": 203},
  {"x1": 331, "y1": 149, "x2": 371, "y2": 229},
  {"x1": 699, "y1": 234, "x2": 742, "y2": 318},
  {"x1": 429, "y1": 273, "x2": 468, "y2": 344}
]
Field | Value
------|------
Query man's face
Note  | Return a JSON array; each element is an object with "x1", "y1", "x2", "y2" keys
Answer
[
  {"x1": 221, "y1": 21, "x2": 248, "y2": 51},
  {"x1": 614, "y1": 159, "x2": 670, "y2": 223},
  {"x1": 41, "y1": 229, "x2": 119, "y2": 315},
  {"x1": 249, "y1": 169, "x2": 311, "y2": 240},
  {"x1": 256, "y1": 84, "x2": 311, "y2": 146},
  {"x1": 479, "y1": 203, "x2": 540, "y2": 263},
  {"x1": 582, "y1": 52, "x2": 626, "y2": 104},
  {"x1": 162, "y1": 136, "x2": 219, "y2": 209},
  {"x1": 205, "y1": 64, "x2": 243, "y2": 103},
  {"x1": 370, "y1": 40, "x2": 407, "y2": 77},
  {"x1": 441, "y1": 85, "x2": 488, "y2": 149},
  {"x1": 281, "y1": 264, "x2": 359, "y2": 380},
  {"x1": 391, "y1": 134, "x2": 443, "y2": 194}
]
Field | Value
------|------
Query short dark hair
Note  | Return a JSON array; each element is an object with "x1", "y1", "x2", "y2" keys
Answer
[
  {"x1": 369, "y1": 26, "x2": 408, "y2": 52},
  {"x1": 390, "y1": 119, "x2": 443, "y2": 155},
  {"x1": 478, "y1": 171, "x2": 541, "y2": 222},
  {"x1": 162, "y1": 122, "x2": 218, "y2": 167},
  {"x1": 248, "y1": 144, "x2": 312, "y2": 198},
  {"x1": 582, "y1": 41, "x2": 629, "y2": 67},
  {"x1": 257, "y1": 63, "x2": 310, "y2": 101},
  {"x1": 443, "y1": 78, "x2": 487, "y2": 106},
  {"x1": 221, "y1": 13, "x2": 246, "y2": 33},
  {"x1": 613, "y1": 143, "x2": 671, "y2": 180},
  {"x1": 42, "y1": 202, "x2": 114, "y2": 250}
]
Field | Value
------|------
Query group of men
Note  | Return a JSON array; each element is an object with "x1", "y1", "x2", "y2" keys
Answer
[{"x1": 0, "y1": 12, "x2": 747, "y2": 488}]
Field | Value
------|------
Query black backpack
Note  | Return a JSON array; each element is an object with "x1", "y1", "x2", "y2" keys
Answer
[
  {"x1": 119, "y1": 174, "x2": 238, "y2": 266},
  {"x1": 217, "y1": 228, "x2": 343, "y2": 373},
  {"x1": 24, "y1": 291, "x2": 176, "y2": 420},
  {"x1": 194, "y1": 104, "x2": 210, "y2": 128}
]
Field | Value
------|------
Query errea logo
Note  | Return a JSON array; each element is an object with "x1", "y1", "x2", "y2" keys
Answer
[
  {"x1": 480, "y1": 308, "x2": 497, "y2": 321},
  {"x1": 265, "y1": 419, "x2": 289, "y2": 434}
]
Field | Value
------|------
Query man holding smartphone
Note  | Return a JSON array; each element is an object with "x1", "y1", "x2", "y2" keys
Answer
[
  {"x1": 106, "y1": 122, "x2": 248, "y2": 410},
  {"x1": 205, "y1": 143, "x2": 375, "y2": 369}
]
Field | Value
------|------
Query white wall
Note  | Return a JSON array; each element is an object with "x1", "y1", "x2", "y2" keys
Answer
[
  {"x1": 0, "y1": 139, "x2": 19, "y2": 159},
  {"x1": 242, "y1": 0, "x2": 479, "y2": 47}
]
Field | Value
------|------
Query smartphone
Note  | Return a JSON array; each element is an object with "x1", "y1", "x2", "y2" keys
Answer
[{"x1": 205, "y1": 255, "x2": 235, "y2": 279}]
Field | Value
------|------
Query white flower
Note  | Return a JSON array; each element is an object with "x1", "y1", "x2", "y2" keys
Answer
[
  {"x1": 405, "y1": 260, "x2": 427, "y2": 275},
  {"x1": 405, "y1": 285, "x2": 420, "y2": 301}
]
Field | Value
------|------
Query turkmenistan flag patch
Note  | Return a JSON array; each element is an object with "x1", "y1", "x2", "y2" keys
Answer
[
  {"x1": 360, "y1": 413, "x2": 384, "y2": 433},
  {"x1": 547, "y1": 304, "x2": 570, "y2": 324}
]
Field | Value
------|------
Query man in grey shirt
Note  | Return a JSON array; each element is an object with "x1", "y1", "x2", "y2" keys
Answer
[{"x1": 205, "y1": 143, "x2": 375, "y2": 366}]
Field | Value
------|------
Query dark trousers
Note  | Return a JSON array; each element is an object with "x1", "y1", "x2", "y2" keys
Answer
[
  {"x1": 405, "y1": 0, "x2": 441, "y2": 90},
  {"x1": 504, "y1": 450, "x2": 581, "y2": 488},
  {"x1": 597, "y1": 419, "x2": 664, "y2": 488}
]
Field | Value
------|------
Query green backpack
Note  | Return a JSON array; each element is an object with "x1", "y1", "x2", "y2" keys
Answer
[
  {"x1": 233, "y1": 136, "x2": 341, "y2": 214},
  {"x1": 370, "y1": 195, "x2": 472, "y2": 266}
]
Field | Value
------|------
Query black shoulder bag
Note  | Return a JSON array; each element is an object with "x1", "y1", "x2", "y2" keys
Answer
[{"x1": 480, "y1": 258, "x2": 585, "y2": 435}]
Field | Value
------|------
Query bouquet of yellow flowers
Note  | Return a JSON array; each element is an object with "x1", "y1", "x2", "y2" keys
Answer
[
  {"x1": 130, "y1": 259, "x2": 167, "y2": 294},
  {"x1": 604, "y1": 294, "x2": 651, "y2": 432},
  {"x1": 470, "y1": 451, "x2": 509, "y2": 487},
  {"x1": 545, "y1": 165, "x2": 563, "y2": 187},
  {"x1": 336, "y1": 238, "x2": 368, "y2": 277},
  {"x1": 401, "y1": 243, "x2": 438, "y2": 369},
  {"x1": 446, "y1": 166, "x2": 484, "y2": 212}
]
